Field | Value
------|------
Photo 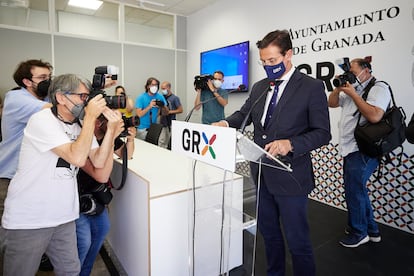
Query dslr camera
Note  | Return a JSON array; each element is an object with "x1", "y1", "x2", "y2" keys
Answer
[
  {"x1": 89, "y1": 65, "x2": 126, "y2": 109},
  {"x1": 79, "y1": 183, "x2": 113, "y2": 216},
  {"x1": 333, "y1": 58, "x2": 357, "y2": 87},
  {"x1": 121, "y1": 115, "x2": 140, "y2": 137},
  {"x1": 155, "y1": 100, "x2": 164, "y2": 107},
  {"x1": 194, "y1": 74, "x2": 213, "y2": 91}
]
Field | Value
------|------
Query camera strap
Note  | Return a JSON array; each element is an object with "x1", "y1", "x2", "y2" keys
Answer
[{"x1": 111, "y1": 141, "x2": 128, "y2": 190}]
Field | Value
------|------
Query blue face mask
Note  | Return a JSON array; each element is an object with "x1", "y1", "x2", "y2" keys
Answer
[{"x1": 264, "y1": 61, "x2": 286, "y2": 80}]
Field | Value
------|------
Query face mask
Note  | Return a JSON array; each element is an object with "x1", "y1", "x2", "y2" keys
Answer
[
  {"x1": 65, "y1": 94, "x2": 86, "y2": 121},
  {"x1": 70, "y1": 103, "x2": 86, "y2": 121},
  {"x1": 35, "y1": 79, "x2": 51, "y2": 98},
  {"x1": 213, "y1": 80, "x2": 222, "y2": 89},
  {"x1": 264, "y1": 61, "x2": 286, "y2": 80},
  {"x1": 161, "y1": 89, "x2": 168, "y2": 95},
  {"x1": 352, "y1": 71, "x2": 363, "y2": 88},
  {"x1": 149, "y1": 86, "x2": 158, "y2": 94}
]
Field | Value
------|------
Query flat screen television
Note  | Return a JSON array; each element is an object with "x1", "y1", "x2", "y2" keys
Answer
[{"x1": 200, "y1": 41, "x2": 249, "y2": 92}]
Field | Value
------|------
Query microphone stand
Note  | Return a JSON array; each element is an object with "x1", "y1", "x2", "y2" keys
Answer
[{"x1": 239, "y1": 82, "x2": 274, "y2": 133}]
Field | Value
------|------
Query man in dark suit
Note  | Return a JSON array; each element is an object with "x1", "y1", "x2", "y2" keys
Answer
[{"x1": 213, "y1": 30, "x2": 331, "y2": 276}]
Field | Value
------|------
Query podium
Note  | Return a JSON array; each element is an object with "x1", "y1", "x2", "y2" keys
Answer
[
  {"x1": 170, "y1": 121, "x2": 292, "y2": 275},
  {"x1": 107, "y1": 139, "x2": 244, "y2": 275},
  {"x1": 106, "y1": 122, "x2": 291, "y2": 275}
]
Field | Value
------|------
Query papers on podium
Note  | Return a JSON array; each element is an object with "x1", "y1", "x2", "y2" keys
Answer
[{"x1": 236, "y1": 131, "x2": 292, "y2": 172}]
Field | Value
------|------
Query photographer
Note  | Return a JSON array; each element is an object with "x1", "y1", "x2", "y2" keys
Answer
[
  {"x1": 0, "y1": 59, "x2": 53, "y2": 272},
  {"x1": 1, "y1": 74, "x2": 123, "y2": 275},
  {"x1": 328, "y1": 57, "x2": 391, "y2": 248},
  {"x1": 159, "y1": 81, "x2": 183, "y2": 149},
  {"x1": 76, "y1": 114, "x2": 135, "y2": 276},
  {"x1": 194, "y1": 70, "x2": 228, "y2": 124},
  {"x1": 115, "y1": 85, "x2": 135, "y2": 118},
  {"x1": 406, "y1": 113, "x2": 414, "y2": 144},
  {"x1": 135, "y1": 77, "x2": 168, "y2": 140}
]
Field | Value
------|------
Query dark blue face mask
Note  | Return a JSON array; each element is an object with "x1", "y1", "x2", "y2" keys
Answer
[{"x1": 264, "y1": 61, "x2": 286, "y2": 80}]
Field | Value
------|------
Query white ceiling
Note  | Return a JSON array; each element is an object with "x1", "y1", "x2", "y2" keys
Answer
[
  {"x1": 0, "y1": 0, "x2": 218, "y2": 30},
  {"x1": 16, "y1": 0, "x2": 218, "y2": 17},
  {"x1": 122, "y1": 0, "x2": 219, "y2": 16}
]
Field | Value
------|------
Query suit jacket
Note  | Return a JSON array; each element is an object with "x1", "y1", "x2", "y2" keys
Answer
[{"x1": 226, "y1": 69, "x2": 331, "y2": 195}]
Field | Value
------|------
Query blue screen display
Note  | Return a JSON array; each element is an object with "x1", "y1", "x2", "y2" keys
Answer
[{"x1": 200, "y1": 41, "x2": 249, "y2": 92}]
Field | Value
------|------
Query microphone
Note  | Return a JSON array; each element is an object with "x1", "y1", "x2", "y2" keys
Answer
[
  {"x1": 239, "y1": 81, "x2": 274, "y2": 133},
  {"x1": 184, "y1": 84, "x2": 246, "y2": 122}
]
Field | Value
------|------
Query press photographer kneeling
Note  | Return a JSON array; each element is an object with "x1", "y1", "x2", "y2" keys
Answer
[{"x1": 75, "y1": 67, "x2": 137, "y2": 276}]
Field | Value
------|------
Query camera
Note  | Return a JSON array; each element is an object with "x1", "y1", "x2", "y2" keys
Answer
[
  {"x1": 194, "y1": 74, "x2": 213, "y2": 91},
  {"x1": 333, "y1": 58, "x2": 357, "y2": 87},
  {"x1": 121, "y1": 115, "x2": 140, "y2": 137},
  {"x1": 89, "y1": 90, "x2": 126, "y2": 109},
  {"x1": 89, "y1": 65, "x2": 126, "y2": 109},
  {"x1": 79, "y1": 183, "x2": 113, "y2": 215},
  {"x1": 92, "y1": 65, "x2": 119, "y2": 90},
  {"x1": 155, "y1": 100, "x2": 164, "y2": 107}
]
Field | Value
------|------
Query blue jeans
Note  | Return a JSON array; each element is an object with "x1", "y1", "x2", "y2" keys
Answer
[
  {"x1": 343, "y1": 151, "x2": 379, "y2": 236},
  {"x1": 75, "y1": 209, "x2": 110, "y2": 276}
]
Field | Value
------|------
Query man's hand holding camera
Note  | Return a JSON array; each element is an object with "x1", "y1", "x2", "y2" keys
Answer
[
  {"x1": 102, "y1": 109, "x2": 124, "y2": 138},
  {"x1": 84, "y1": 94, "x2": 107, "y2": 121}
]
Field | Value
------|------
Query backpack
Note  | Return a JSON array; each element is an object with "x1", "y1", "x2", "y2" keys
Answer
[{"x1": 353, "y1": 79, "x2": 406, "y2": 174}]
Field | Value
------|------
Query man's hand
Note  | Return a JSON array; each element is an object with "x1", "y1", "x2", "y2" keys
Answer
[
  {"x1": 126, "y1": 126, "x2": 137, "y2": 140},
  {"x1": 85, "y1": 94, "x2": 107, "y2": 119},
  {"x1": 264, "y1": 139, "x2": 293, "y2": 156},
  {"x1": 207, "y1": 79, "x2": 215, "y2": 92},
  {"x1": 102, "y1": 109, "x2": 124, "y2": 138},
  {"x1": 211, "y1": 120, "x2": 228, "y2": 127},
  {"x1": 338, "y1": 82, "x2": 357, "y2": 96}
]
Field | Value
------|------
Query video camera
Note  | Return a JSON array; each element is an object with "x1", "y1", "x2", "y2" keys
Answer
[
  {"x1": 333, "y1": 57, "x2": 357, "y2": 87},
  {"x1": 89, "y1": 65, "x2": 126, "y2": 109},
  {"x1": 194, "y1": 74, "x2": 213, "y2": 91}
]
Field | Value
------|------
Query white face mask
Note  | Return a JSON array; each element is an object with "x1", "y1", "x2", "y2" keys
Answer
[
  {"x1": 352, "y1": 71, "x2": 364, "y2": 88},
  {"x1": 161, "y1": 89, "x2": 168, "y2": 95},
  {"x1": 213, "y1": 79, "x2": 222, "y2": 89},
  {"x1": 149, "y1": 85, "x2": 158, "y2": 94}
]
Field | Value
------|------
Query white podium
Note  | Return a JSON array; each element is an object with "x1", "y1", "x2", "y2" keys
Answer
[{"x1": 107, "y1": 139, "x2": 244, "y2": 276}]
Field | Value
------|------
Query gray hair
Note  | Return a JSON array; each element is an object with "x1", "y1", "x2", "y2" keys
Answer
[{"x1": 49, "y1": 74, "x2": 92, "y2": 106}]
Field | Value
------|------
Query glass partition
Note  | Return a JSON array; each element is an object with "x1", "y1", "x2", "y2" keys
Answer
[
  {"x1": 124, "y1": 5, "x2": 173, "y2": 48},
  {"x1": 55, "y1": 0, "x2": 119, "y2": 40},
  {"x1": 0, "y1": 0, "x2": 49, "y2": 31}
]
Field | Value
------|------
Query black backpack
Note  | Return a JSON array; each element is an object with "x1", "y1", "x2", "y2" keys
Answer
[{"x1": 354, "y1": 79, "x2": 406, "y2": 174}]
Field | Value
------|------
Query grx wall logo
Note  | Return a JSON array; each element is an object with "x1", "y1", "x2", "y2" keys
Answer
[{"x1": 171, "y1": 121, "x2": 237, "y2": 172}]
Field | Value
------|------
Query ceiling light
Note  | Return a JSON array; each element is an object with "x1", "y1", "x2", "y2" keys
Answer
[
  {"x1": 138, "y1": 0, "x2": 165, "y2": 7},
  {"x1": 68, "y1": 0, "x2": 103, "y2": 10}
]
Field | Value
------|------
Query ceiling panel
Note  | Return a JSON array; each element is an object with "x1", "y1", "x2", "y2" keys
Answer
[{"x1": 5, "y1": 0, "x2": 217, "y2": 30}]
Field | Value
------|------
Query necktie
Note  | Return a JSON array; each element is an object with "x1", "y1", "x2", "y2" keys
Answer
[{"x1": 264, "y1": 80, "x2": 283, "y2": 129}]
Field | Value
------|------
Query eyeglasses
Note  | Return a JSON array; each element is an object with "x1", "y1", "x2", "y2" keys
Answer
[
  {"x1": 258, "y1": 56, "x2": 284, "y2": 66},
  {"x1": 31, "y1": 74, "x2": 52, "y2": 81},
  {"x1": 64, "y1": 92, "x2": 90, "y2": 102}
]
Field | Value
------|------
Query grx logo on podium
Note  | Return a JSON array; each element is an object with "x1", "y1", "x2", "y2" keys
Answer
[{"x1": 172, "y1": 121, "x2": 237, "y2": 172}]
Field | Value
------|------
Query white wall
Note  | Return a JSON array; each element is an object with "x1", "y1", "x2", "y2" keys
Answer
[{"x1": 186, "y1": 0, "x2": 414, "y2": 154}]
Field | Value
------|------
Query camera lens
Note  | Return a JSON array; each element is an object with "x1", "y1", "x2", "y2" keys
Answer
[
  {"x1": 123, "y1": 116, "x2": 140, "y2": 128},
  {"x1": 105, "y1": 95, "x2": 126, "y2": 109}
]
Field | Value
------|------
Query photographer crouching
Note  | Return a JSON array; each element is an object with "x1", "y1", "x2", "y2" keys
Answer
[
  {"x1": 76, "y1": 113, "x2": 136, "y2": 276},
  {"x1": 75, "y1": 66, "x2": 136, "y2": 276},
  {"x1": 1, "y1": 74, "x2": 123, "y2": 275}
]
